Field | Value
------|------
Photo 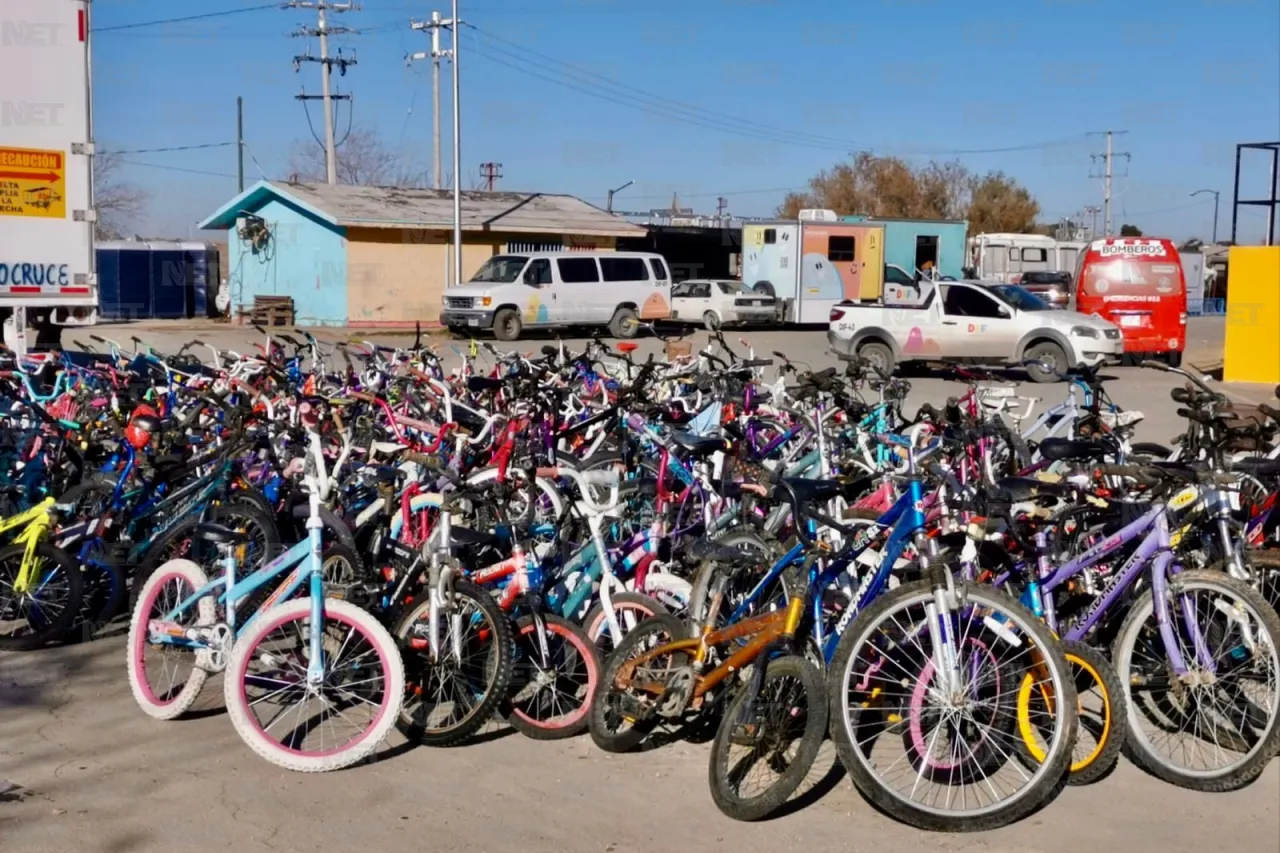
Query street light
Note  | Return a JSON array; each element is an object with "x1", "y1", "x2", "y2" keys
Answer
[
  {"x1": 1190, "y1": 189, "x2": 1220, "y2": 244},
  {"x1": 606, "y1": 180, "x2": 634, "y2": 214}
]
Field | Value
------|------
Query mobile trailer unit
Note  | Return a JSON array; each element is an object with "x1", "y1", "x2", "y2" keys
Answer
[
  {"x1": 844, "y1": 216, "x2": 968, "y2": 280},
  {"x1": 0, "y1": 0, "x2": 99, "y2": 351},
  {"x1": 742, "y1": 217, "x2": 885, "y2": 322}
]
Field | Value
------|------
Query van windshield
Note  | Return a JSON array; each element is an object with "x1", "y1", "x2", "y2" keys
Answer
[
  {"x1": 469, "y1": 255, "x2": 529, "y2": 284},
  {"x1": 990, "y1": 284, "x2": 1050, "y2": 311}
]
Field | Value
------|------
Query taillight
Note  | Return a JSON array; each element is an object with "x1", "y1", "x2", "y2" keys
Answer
[
  {"x1": 830, "y1": 307, "x2": 846, "y2": 322},
  {"x1": 1179, "y1": 311, "x2": 1187, "y2": 325}
]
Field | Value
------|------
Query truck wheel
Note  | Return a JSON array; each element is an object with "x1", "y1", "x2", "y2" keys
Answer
[
  {"x1": 857, "y1": 341, "x2": 894, "y2": 376},
  {"x1": 1024, "y1": 341, "x2": 1067, "y2": 383},
  {"x1": 493, "y1": 309, "x2": 522, "y2": 342},
  {"x1": 609, "y1": 307, "x2": 639, "y2": 338},
  {"x1": 702, "y1": 311, "x2": 721, "y2": 331}
]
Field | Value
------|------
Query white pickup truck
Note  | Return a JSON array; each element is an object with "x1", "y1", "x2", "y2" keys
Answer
[{"x1": 827, "y1": 280, "x2": 1123, "y2": 382}]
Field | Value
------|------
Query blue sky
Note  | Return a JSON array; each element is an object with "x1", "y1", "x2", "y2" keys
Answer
[{"x1": 92, "y1": 0, "x2": 1280, "y2": 241}]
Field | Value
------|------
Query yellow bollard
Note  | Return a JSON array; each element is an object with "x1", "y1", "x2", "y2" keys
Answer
[{"x1": 1223, "y1": 246, "x2": 1280, "y2": 385}]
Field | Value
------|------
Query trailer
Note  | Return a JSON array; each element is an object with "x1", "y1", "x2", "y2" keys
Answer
[
  {"x1": 0, "y1": 0, "x2": 99, "y2": 353},
  {"x1": 741, "y1": 211, "x2": 886, "y2": 323}
]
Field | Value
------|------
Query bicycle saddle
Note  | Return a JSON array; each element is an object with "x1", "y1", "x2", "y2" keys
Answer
[
  {"x1": 671, "y1": 431, "x2": 728, "y2": 457},
  {"x1": 467, "y1": 376, "x2": 503, "y2": 393},
  {"x1": 1038, "y1": 437, "x2": 1111, "y2": 462},
  {"x1": 774, "y1": 477, "x2": 844, "y2": 506},
  {"x1": 687, "y1": 538, "x2": 757, "y2": 565},
  {"x1": 988, "y1": 477, "x2": 1070, "y2": 504},
  {"x1": 194, "y1": 523, "x2": 249, "y2": 545}
]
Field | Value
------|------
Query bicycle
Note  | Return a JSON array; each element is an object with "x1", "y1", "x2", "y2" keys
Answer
[{"x1": 126, "y1": 399, "x2": 404, "y2": 772}]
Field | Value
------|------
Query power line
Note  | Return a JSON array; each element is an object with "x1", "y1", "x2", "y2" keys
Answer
[
  {"x1": 119, "y1": 159, "x2": 238, "y2": 179},
  {"x1": 468, "y1": 24, "x2": 1084, "y2": 158},
  {"x1": 93, "y1": 3, "x2": 279, "y2": 33},
  {"x1": 102, "y1": 142, "x2": 235, "y2": 155}
]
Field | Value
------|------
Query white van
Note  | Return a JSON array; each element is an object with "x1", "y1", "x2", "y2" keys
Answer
[{"x1": 440, "y1": 251, "x2": 673, "y2": 341}]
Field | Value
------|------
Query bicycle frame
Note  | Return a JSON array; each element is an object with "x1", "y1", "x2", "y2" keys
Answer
[
  {"x1": 3, "y1": 497, "x2": 57, "y2": 593},
  {"x1": 1025, "y1": 502, "x2": 1213, "y2": 676}
]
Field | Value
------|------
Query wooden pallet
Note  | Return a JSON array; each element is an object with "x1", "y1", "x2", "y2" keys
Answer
[{"x1": 237, "y1": 295, "x2": 295, "y2": 327}]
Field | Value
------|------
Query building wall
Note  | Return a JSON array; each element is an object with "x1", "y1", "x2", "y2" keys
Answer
[
  {"x1": 345, "y1": 229, "x2": 617, "y2": 325},
  {"x1": 226, "y1": 197, "x2": 348, "y2": 325},
  {"x1": 874, "y1": 221, "x2": 968, "y2": 279}
]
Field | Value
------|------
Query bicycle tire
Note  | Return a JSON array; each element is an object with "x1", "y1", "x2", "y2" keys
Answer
[
  {"x1": 828, "y1": 580, "x2": 1077, "y2": 832},
  {"x1": 1060, "y1": 639, "x2": 1125, "y2": 786},
  {"x1": 126, "y1": 558, "x2": 216, "y2": 720},
  {"x1": 708, "y1": 655, "x2": 828, "y2": 821},
  {"x1": 223, "y1": 597, "x2": 405, "y2": 772},
  {"x1": 1112, "y1": 569, "x2": 1280, "y2": 791},
  {"x1": 582, "y1": 591, "x2": 670, "y2": 656},
  {"x1": 394, "y1": 578, "x2": 514, "y2": 746},
  {"x1": 503, "y1": 613, "x2": 600, "y2": 740},
  {"x1": 588, "y1": 612, "x2": 688, "y2": 753},
  {"x1": 0, "y1": 541, "x2": 83, "y2": 650}
]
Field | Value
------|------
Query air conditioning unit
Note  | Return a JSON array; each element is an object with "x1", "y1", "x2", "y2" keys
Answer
[{"x1": 798, "y1": 208, "x2": 837, "y2": 223}]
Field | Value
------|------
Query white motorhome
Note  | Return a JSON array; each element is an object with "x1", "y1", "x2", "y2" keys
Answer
[
  {"x1": 439, "y1": 251, "x2": 672, "y2": 341},
  {"x1": 0, "y1": 0, "x2": 99, "y2": 351},
  {"x1": 966, "y1": 233, "x2": 1060, "y2": 283}
]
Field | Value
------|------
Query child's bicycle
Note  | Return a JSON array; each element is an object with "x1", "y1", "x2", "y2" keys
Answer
[
  {"x1": 126, "y1": 399, "x2": 405, "y2": 772},
  {"x1": 0, "y1": 495, "x2": 83, "y2": 650}
]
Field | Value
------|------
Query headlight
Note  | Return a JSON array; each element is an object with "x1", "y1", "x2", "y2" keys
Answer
[{"x1": 1070, "y1": 325, "x2": 1099, "y2": 338}]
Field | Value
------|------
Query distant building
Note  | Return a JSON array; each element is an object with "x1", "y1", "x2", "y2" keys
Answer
[{"x1": 198, "y1": 180, "x2": 645, "y2": 326}]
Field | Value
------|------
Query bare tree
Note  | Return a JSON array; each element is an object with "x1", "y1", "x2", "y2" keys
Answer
[
  {"x1": 93, "y1": 151, "x2": 149, "y2": 239},
  {"x1": 289, "y1": 125, "x2": 428, "y2": 187}
]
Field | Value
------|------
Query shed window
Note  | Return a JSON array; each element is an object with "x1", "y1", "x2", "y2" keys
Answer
[{"x1": 763, "y1": 228, "x2": 777, "y2": 244}]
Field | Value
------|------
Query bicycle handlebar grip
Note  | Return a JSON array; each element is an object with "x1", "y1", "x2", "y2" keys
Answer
[{"x1": 534, "y1": 466, "x2": 561, "y2": 479}]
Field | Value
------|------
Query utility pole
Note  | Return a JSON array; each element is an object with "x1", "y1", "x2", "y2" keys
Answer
[
  {"x1": 1089, "y1": 131, "x2": 1130, "y2": 237},
  {"x1": 716, "y1": 196, "x2": 729, "y2": 226},
  {"x1": 287, "y1": 1, "x2": 359, "y2": 185},
  {"x1": 409, "y1": 11, "x2": 451, "y2": 190},
  {"x1": 479, "y1": 162, "x2": 502, "y2": 191},
  {"x1": 236, "y1": 96, "x2": 245, "y2": 192},
  {"x1": 1082, "y1": 204, "x2": 1102, "y2": 240},
  {"x1": 450, "y1": 0, "x2": 462, "y2": 287}
]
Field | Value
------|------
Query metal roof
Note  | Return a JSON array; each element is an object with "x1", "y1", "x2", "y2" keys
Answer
[{"x1": 198, "y1": 180, "x2": 646, "y2": 238}]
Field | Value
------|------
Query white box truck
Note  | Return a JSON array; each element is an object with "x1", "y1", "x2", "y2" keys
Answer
[{"x1": 0, "y1": 0, "x2": 98, "y2": 352}]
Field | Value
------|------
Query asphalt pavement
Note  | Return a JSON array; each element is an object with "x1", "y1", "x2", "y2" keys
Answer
[{"x1": 2, "y1": 314, "x2": 1277, "y2": 853}]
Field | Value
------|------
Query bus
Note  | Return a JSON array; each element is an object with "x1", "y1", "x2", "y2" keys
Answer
[{"x1": 1071, "y1": 237, "x2": 1187, "y2": 365}]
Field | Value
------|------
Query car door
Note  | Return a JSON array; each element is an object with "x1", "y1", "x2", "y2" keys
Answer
[
  {"x1": 520, "y1": 258, "x2": 555, "y2": 325},
  {"x1": 554, "y1": 256, "x2": 602, "y2": 322},
  {"x1": 941, "y1": 284, "x2": 1020, "y2": 359}
]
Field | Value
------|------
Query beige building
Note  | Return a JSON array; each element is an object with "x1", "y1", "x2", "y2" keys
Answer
[{"x1": 199, "y1": 180, "x2": 646, "y2": 326}]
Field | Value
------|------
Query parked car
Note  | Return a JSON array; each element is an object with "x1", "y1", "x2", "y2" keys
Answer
[
  {"x1": 669, "y1": 279, "x2": 779, "y2": 329},
  {"x1": 1016, "y1": 270, "x2": 1073, "y2": 308},
  {"x1": 439, "y1": 251, "x2": 672, "y2": 341},
  {"x1": 827, "y1": 280, "x2": 1123, "y2": 383}
]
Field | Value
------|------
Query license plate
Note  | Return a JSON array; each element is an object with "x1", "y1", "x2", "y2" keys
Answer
[
  {"x1": 467, "y1": 318, "x2": 479, "y2": 327},
  {"x1": 1119, "y1": 314, "x2": 1145, "y2": 328}
]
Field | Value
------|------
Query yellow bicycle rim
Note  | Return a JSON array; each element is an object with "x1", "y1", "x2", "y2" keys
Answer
[{"x1": 1017, "y1": 651, "x2": 1111, "y2": 772}]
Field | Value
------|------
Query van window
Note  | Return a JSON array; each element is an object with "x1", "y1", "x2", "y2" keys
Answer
[
  {"x1": 763, "y1": 228, "x2": 776, "y2": 244},
  {"x1": 523, "y1": 258, "x2": 551, "y2": 287},
  {"x1": 648, "y1": 257, "x2": 669, "y2": 281},
  {"x1": 828, "y1": 236, "x2": 855, "y2": 262},
  {"x1": 1022, "y1": 248, "x2": 1048, "y2": 263},
  {"x1": 600, "y1": 256, "x2": 648, "y2": 282},
  {"x1": 557, "y1": 257, "x2": 600, "y2": 284}
]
